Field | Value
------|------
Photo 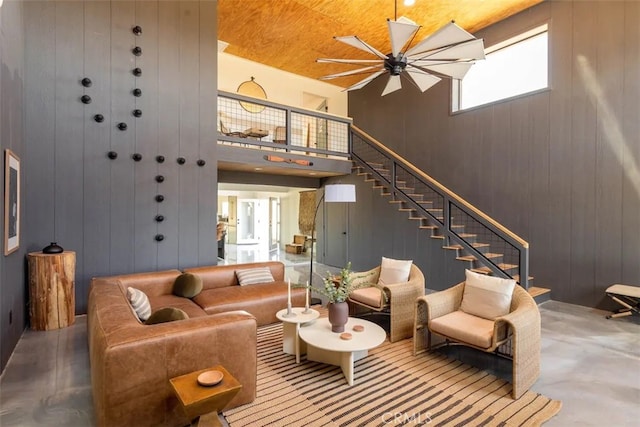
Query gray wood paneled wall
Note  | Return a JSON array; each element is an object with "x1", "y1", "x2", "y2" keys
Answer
[
  {"x1": 0, "y1": 0, "x2": 27, "y2": 373},
  {"x1": 347, "y1": 1, "x2": 640, "y2": 308},
  {"x1": 23, "y1": 0, "x2": 218, "y2": 315}
]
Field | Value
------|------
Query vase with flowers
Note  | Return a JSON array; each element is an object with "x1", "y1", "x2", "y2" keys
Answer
[{"x1": 307, "y1": 262, "x2": 379, "y2": 333}]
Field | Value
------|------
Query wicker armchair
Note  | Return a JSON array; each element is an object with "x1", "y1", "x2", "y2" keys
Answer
[
  {"x1": 413, "y1": 282, "x2": 540, "y2": 399},
  {"x1": 347, "y1": 264, "x2": 425, "y2": 342}
]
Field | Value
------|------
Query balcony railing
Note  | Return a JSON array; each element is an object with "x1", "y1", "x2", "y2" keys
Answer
[{"x1": 217, "y1": 91, "x2": 352, "y2": 159}]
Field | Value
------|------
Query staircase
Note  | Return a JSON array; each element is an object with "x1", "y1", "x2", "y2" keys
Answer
[{"x1": 350, "y1": 125, "x2": 550, "y2": 303}]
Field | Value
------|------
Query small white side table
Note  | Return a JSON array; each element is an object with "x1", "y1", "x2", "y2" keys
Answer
[{"x1": 276, "y1": 307, "x2": 320, "y2": 363}]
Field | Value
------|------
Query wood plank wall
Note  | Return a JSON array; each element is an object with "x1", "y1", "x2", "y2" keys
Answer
[
  {"x1": 347, "y1": 1, "x2": 640, "y2": 308},
  {"x1": 0, "y1": 0, "x2": 27, "y2": 373},
  {"x1": 23, "y1": 0, "x2": 218, "y2": 314}
]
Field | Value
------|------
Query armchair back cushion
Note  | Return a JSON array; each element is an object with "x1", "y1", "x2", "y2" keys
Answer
[
  {"x1": 460, "y1": 269, "x2": 516, "y2": 320},
  {"x1": 378, "y1": 257, "x2": 412, "y2": 286}
]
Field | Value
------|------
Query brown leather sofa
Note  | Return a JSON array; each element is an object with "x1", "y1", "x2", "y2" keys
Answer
[{"x1": 88, "y1": 261, "x2": 304, "y2": 426}]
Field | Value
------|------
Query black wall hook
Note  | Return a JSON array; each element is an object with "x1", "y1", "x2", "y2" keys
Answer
[
  {"x1": 132, "y1": 26, "x2": 142, "y2": 36},
  {"x1": 155, "y1": 234, "x2": 164, "y2": 242},
  {"x1": 155, "y1": 194, "x2": 165, "y2": 202},
  {"x1": 176, "y1": 157, "x2": 186, "y2": 165},
  {"x1": 156, "y1": 155, "x2": 165, "y2": 163},
  {"x1": 107, "y1": 151, "x2": 118, "y2": 159},
  {"x1": 133, "y1": 68, "x2": 142, "y2": 77},
  {"x1": 117, "y1": 122, "x2": 128, "y2": 131},
  {"x1": 155, "y1": 175, "x2": 165, "y2": 183},
  {"x1": 133, "y1": 88, "x2": 142, "y2": 97},
  {"x1": 132, "y1": 153, "x2": 142, "y2": 161},
  {"x1": 197, "y1": 159, "x2": 206, "y2": 167},
  {"x1": 155, "y1": 214, "x2": 165, "y2": 222},
  {"x1": 81, "y1": 95, "x2": 92, "y2": 104},
  {"x1": 94, "y1": 114, "x2": 104, "y2": 123},
  {"x1": 132, "y1": 46, "x2": 142, "y2": 56},
  {"x1": 133, "y1": 109, "x2": 142, "y2": 118},
  {"x1": 81, "y1": 77, "x2": 92, "y2": 87}
]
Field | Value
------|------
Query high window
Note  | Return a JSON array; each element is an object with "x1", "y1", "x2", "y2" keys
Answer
[{"x1": 452, "y1": 24, "x2": 549, "y2": 112}]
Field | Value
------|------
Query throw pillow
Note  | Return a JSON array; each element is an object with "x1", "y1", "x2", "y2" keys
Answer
[
  {"x1": 378, "y1": 256, "x2": 413, "y2": 286},
  {"x1": 173, "y1": 272, "x2": 203, "y2": 298},
  {"x1": 127, "y1": 287, "x2": 152, "y2": 322},
  {"x1": 236, "y1": 267, "x2": 275, "y2": 286},
  {"x1": 144, "y1": 307, "x2": 189, "y2": 325},
  {"x1": 460, "y1": 269, "x2": 516, "y2": 320}
]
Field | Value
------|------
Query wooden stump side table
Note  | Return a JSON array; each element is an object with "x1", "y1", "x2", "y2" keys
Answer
[
  {"x1": 27, "y1": 251, "x2": 76, "y2": 330},
  {"x1": 170, "y1": 365, "x2": 242, "y2": 427}
]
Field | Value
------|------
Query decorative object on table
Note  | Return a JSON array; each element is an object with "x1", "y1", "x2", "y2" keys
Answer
[
  {"x1": 308, "y1": 262, "x2": 379, "y2": 333},
  {"x1": 339, "y1": 332, "x2": 352, "y2": 340},
  {"x1": 236, "y1": 76, "x2": 267, "y2": 113},
  {"x1": 353, "y1": 324, "x2": 364, "y2": 332},
  {"x1": 308, "y1": 184, "x2": 356, "y2": 286},
  {"x1": 316, "y1": 0, "x2": 485, "y2": 96},
  {"x1": 196, "y1": 370, "x2": 224, "y2": 387},
  {"x1": 302, "y1": 280, "x2": 312, "y2": 314},
  {"x1": 4, "y1": 149, "x2": 20, "y2": 256},
  {"x1": 282, "y1": 278, "x2": 296, "y2": 318},
  {"x1": 42, "y1": 242, "x2": 63, "y2": 254}
]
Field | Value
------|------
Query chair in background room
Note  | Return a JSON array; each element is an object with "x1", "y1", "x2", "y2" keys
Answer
[
  {"x1": 413, "y1": 269, "x2": 541, "y2": 399},
  {"x1": 347, "y1": 258, "x2": 425, "y2": 342}
]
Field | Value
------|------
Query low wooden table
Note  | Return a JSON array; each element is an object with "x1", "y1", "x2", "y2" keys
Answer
[{"x1": 170, "y1": 365, "x2": 242, "y2": 427}]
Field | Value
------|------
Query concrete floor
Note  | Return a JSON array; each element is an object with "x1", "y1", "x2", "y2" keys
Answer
[{"x1": 1, "y1": 245, "x2": 639, "y2": 426}]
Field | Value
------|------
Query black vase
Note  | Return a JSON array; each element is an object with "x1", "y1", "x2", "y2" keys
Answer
[{"x1": 42, "y1": 242, "x2": 64, "y2": 254}]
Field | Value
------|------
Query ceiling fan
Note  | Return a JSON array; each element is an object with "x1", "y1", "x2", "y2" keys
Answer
[{"x1": 317, "y1": 4, "x2": 486, "y2": 96}]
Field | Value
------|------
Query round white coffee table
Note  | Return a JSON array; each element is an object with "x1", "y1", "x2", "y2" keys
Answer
[
  {"x1": 298, "y1": 317, "x2": 386, "y2": 385},
  {"x1": 276, "y1": 307, "x2": 320, "y2": 363}
]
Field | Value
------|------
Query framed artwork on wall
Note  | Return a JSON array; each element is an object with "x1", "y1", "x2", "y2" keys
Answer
[{"x1": 4, "y1": 149, "x2": 20, "y2": 256}]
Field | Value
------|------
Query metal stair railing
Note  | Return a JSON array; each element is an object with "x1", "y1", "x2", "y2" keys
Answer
[{"x1": 350, "y1": 125, "x2": 529, "y2": 289}]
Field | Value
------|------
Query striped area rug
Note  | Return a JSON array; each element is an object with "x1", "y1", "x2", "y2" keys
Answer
[{"x1": 224, "y1": 312, "x2": 561, "y2": 427}]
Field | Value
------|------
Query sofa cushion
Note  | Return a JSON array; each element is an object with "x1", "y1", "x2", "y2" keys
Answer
[
  {"x1": 236, "y1": 267, "x2": 275, "y2": 286},
  {"x1": 193, "y1": 282, "x2": 305, "y2": 326},
  {"x1": 430, "y1": 310, "x2": 495, "y2": 349},
  {"x1": 460, "y1": 269, "x2": 516, "y2": 320},
  {"x1": 127, "y1": 287, "x2": 152, "y2": 322},
  {"x1": 378, "y1": 257, "x2": 412, "y2": 286},
  {"x1": 173, "y1": 273, "x2": 203, "y2": 298},
  {"x1": 144, "y1": 307, "x2": 189, "y2": 325}
]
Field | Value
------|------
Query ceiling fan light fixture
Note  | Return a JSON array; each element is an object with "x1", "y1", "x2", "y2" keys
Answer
[{"x1": 317, "y1": 4, "x2": 485, "y2": 97}]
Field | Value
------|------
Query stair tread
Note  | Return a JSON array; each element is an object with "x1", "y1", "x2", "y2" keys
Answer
[
  {"x1": 472, "y1": 263, "x2": 518, "y2": 274},
  {"x1": 456, "y1": 253, "x2": 503, "y2": 262},
  {"x1": 528, "y1": 287, "x2": 550, "y2": 298},
  {"x1": 443, "y1": 243, "x2": 490, "y2": 250}
]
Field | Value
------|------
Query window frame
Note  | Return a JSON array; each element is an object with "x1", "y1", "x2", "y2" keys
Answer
[{"x1": 451, "y1": 23, "x2": 550, "y2": 114}]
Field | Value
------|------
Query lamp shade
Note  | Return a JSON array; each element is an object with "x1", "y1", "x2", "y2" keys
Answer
[{"x1": 324, "y1": 184, "x2": 356, "y2": 203}]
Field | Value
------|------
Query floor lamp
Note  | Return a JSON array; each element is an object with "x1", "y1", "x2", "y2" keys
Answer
[{"x1": 309, "y1": 184, "x2": 356, "y2": 287}]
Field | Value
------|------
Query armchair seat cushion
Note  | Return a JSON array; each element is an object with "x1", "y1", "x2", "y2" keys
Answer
[
  {"x1": 350, "y1": 287, "x2": 383, "y2": 308},
  {"x1": 429, "y1": 310, "x2": 494, "y2": 349}
]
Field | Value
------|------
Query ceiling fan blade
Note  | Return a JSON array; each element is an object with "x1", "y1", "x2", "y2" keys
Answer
[
  {"x1": 405, "y1": 70, "x2": 441, "y2": 92},
  {"x1": 345, "y1": 70, "x2": 386, "y2": 91},
  {"x1": 388, "y1": 18, "x2": 420, "y2": 57},
  {"x1": 317, "y1": 58, "x2": 385, "y2": 64},
  {"x1": 413, "y1": 38, "x2": 486, "y2": 61},
  {"x1": 319, "y1": 65, "x2": 384, "y2": 80},
  {"x1": 405, "y1": 21, "x2": 476, "y2": 57},
  {"x1": 334, "y1": 35, "x2": 387, "y2": 59},
  {"x1": 409, "y1": 61, "x2": 474, "y2": 79},
  {"x1": 381, "y1": 75, "x2": 402, "y2": 96}
]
